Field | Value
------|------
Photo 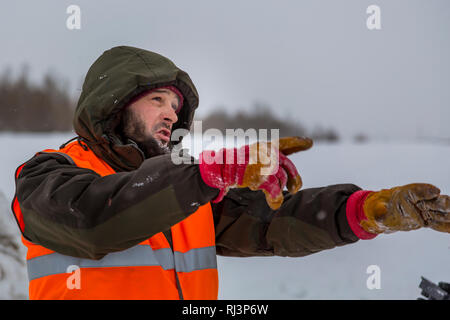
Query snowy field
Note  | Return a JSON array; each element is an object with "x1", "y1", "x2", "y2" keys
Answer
[{"x1": 0, "y1": 132, "x2": 449, "y2": 300}]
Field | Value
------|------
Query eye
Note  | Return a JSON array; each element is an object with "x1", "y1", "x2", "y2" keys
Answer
[{"x1": 152, "y1": 96, "x2": 162, "y2": 102}]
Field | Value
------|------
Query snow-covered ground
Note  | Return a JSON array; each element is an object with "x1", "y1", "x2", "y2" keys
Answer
[{"x1": 0, "y1": 132, "x2": 449, "y2": 299}]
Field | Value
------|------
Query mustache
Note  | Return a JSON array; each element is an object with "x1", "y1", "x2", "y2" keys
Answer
[{"x1": 153, "y1": 122, "x2": 171, "y2": 133}]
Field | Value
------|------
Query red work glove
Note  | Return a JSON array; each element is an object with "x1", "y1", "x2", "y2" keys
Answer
[{"x1": 199, "y1": 136, "x2": 313, "y2": 210}]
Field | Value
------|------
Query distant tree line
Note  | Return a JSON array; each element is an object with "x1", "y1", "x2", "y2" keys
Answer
[
  {"x1": 0, "y1": 67, "x2": 75, "y2": 132},
  {"x1": 199, "y1": 104, "x2": 340, "y2": 142},
  {"x1": 0, "y1": 67, "x2": 340, "y2": 142}
]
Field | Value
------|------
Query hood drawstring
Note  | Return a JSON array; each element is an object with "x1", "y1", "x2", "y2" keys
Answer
[
  {"x1": 59, "y1": 136, "x2": 90, "y2": 151},
  {"x1": 59, "y1": 137, "x2": 78, "y2": 149}
]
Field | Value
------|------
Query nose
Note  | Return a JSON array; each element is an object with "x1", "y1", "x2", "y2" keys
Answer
[{"x1": 161, "y1": 101, "x2": 178, "y2": 125}]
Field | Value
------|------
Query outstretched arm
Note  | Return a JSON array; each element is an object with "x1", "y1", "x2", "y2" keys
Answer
[
  {"x1": 212, "y1": 181, "x2": 450, "y2": 258},
  {"x1": 212, "y1": 183, "x2": 364, "y2": 257}
]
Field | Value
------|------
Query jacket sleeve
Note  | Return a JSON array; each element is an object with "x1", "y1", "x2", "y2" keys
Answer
[
  {"x1": 15, "y1": 152, "x2": 219, "y2": 259},
  {"x1": 212, "y1": 184, "x2": 363, "y2": 257}
]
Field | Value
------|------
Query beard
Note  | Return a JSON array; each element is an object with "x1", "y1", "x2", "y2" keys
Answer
[{"x1": 119, "y1": 108, "x2": 173, "y2": 159}]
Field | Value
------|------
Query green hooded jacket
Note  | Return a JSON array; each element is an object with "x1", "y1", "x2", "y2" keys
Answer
[{"x1": 13, "y1": 46, "x2": 362, "y2": 260}]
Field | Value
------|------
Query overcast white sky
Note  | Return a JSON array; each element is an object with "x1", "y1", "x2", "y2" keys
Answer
[{"x1": 1, "y1": 0, "x2": 449, "y2": 140}]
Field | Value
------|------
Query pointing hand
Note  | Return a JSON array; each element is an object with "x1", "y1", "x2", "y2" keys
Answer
[{"x1": 199, "y1": 136, "x2": 313, "y2": 210}]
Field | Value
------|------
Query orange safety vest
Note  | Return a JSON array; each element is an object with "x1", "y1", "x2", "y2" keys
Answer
[{"x1": 12, "y1": 141, "x2": 218, "y2": 300}]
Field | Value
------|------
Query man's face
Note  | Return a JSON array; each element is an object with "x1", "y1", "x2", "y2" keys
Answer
[{"x1": 120, "y1": 88, "x2": 180, "y2": 157}]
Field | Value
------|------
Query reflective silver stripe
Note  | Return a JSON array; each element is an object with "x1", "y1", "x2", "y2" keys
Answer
[
  {"x1": 174, "y1": 246, "x2": 217, "y2": 273},
  {"x1": 27, "y1": 245, "x2": 173, "y2": 281},
  {"x1": 27, "y1": 245, "x2": 216, "y2": 281}
]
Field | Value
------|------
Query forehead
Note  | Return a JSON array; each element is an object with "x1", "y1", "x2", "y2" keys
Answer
[
  {"x1": 148, "y1": 89, "x2": 176, "y2": 97},
  {"x1": 146, "y1": 88, "x2": 180, "y2": 104}
]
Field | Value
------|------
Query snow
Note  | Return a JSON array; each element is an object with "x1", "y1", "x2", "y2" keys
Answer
[
  {"x1": 0, "y1": 133, "x2": 449, "y2": 299},
  {"x1": 0, "y1": 191, "x2": 27, "y2": 299}
]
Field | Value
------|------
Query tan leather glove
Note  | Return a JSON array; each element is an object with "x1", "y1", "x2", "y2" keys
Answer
[
  {"x1": 361, "y1": 183, "x2": 450, "y2": 234},
  {"x1": 242, "y1": 136, "x2": 313, "y2": 209}
]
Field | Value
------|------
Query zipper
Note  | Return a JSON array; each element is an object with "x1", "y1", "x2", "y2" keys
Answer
[{"x1": 163, "y1": 229, "x2": 184, "y2": 300}]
